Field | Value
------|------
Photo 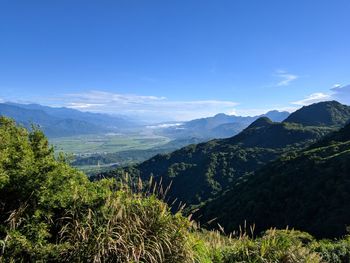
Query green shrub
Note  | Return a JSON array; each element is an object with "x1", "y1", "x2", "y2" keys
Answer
[
  {"x1": 311, "y1": 236, "x2": 350, "y2": 262},
  {"x1": 0, "y1": 117, "x2": 195, "y2": 262}
]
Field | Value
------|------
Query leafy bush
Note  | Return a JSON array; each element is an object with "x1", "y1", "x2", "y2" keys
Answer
[
  {"x1": 311, "y1": 236, "x2": 350, "y2": 262},
  {"x1": 0, "y1": 117, "x2": 195, "y2": 262}
]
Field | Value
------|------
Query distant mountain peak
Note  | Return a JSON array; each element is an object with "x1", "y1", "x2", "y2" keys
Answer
[
  {"x1": 214, "y1": 113, "x2": 229, "y2": 118},
  {"x1": 246, "y1": 117, "x2": 273, "y2": 129},
  {"x1": 262, "y1": 110, "x2": 290, "y2": 122},
  {"x1": 284, "y1": 100, "x2": 350, "y2": 126}
]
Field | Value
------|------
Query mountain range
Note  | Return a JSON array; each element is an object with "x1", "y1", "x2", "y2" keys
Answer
[
  {"x1": 101, "y1": 101, "x2": 350, "y2": 238},
  {"x1": 0, "y1": 102, "x2": 137, "y2": 137},
  {"x1": 199, "y1": 119, "x2": 350, "y2": 238},
  {"x1": 155, "y1": 110, "x2": 290, "y2": 140},
  {"x1": 108, "y1": 101, "x2": 347, "y2": 205},
  {"x1": 0, "y1": 102, "x2": 289, "y2": 140}
]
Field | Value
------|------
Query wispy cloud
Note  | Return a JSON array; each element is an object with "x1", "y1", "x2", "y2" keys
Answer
[
  {"x1": 67, "y1": 102, "x2": 106, "y2": 109},
  {"x1": 332, "y1": 84, "x2": 342, "y2": 89},
  {"x1": 290, "y1": 83, "x2": 350, "y2": 108},
  {"x1": 275, "y1": 70, "x2": 299, "y2": 86},
  {"x1": 60, "y1": 90, "x2": 238, "y2": 121},
  {"x1": 292, "y1": 92, "x2": 331, "y2": 106}
]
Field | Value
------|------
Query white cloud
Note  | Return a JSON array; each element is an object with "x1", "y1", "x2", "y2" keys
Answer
[
  {"x1": 275, "y1": 70, "x2": 299, "y2": 86},
  {"x1": 290, "y1": 83, "x2": 350, "y2": 108},
  {"x1": 61, "y1": 90, "x2": 238, "y2": 121},
  {"x1": 66, "y1": 90, "x2": 166, "y2": 104},
  {"x1": 67, "y1": 102, "x2": 106, "y2": 109},
  {"x1": 332, "y1": 84, "x2": 342, "y2": 89},
  {"x1": 292, "y1": 92, "x2": 331, "y2": 106}
]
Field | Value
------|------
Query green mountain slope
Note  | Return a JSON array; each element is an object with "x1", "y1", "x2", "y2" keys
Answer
[
  {"x1": 198, "y1": 122, "x2": 350, "y2": 238},
  {"x1": 104, "y1": 102, "x2": 349, "y2": 207},
  {"x1": 284, "y1": 100, "x2": 350, "y2": 126}
]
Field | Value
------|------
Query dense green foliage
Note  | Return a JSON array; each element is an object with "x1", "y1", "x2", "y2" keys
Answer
[
  {"x1": 199, "y1": 122, "x2": 350, "y2": 238},
  {"x1": 0, "y1": 117, "x2": 194, "y2": 262}
]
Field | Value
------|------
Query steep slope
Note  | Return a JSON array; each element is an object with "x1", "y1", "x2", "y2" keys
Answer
[
  {"x1": 198, "y1": 122, "x2": 350, "y2": 238},
  {"x1": 227, "y1": 118, "x2": 333, "y2": 148},
  {"x1": 284, "y1": 100, "x2": 350, "y2": 126}
]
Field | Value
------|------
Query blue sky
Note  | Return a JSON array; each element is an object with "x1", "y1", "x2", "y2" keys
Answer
[{"x1": 0, "y1": 0, "x2": 349, "y2": 121}]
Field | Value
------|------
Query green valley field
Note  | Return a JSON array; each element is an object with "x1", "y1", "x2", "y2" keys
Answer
[{"x1": 51, "y1": 133, "x2": 171, "y2": 155}]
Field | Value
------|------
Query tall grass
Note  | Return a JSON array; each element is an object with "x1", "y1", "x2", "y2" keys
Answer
[{"x1": 58, "y1": 180, "x2": 194, "y2": 262}]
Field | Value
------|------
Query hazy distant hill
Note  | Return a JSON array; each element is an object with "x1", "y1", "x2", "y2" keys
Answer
[
  {"x1": 199, "y1": 121, "x2": 350, "y2": 238},
  {"x1": 159, "y1": 110, "x2": 290, "y2": 140},
  {"x1": 6, "y1": 102, "x2": 136, "y2": 129},
  {"x1": 0, "y1": 103, "x2": 137, "y2": 137},
  {"x1": 104, "y1": 102, "x2": 347, "y2": 207}
]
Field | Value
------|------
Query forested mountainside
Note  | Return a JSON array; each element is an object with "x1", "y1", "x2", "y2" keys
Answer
[
  {"x1": 102, "y1": 101, "x2": 347, "y2": 207},
  {"x1": 284, "y1": 100, "x2": 350, "y2": 126},
  {"x1": 0, "y1": 103, "x2": 136, "y2": 137},
  {"x1": 198, "y1": 121, "x2": 350, "y2": 238}
]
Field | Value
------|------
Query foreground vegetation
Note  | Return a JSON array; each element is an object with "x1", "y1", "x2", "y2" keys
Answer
[{"x1": 1, "y1": 117, "x2": 350, "y2": 262}]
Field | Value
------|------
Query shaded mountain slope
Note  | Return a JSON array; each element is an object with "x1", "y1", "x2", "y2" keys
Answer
[
  {"x1": 284, "y1": 101, "x2": 350, "y2": 126},
  {"x1": 99, "y1": 101, "x2": 350, "y2": 210},
  {"x1": 198, "y1": 122, "x2": 350, "y2": 238},
  {"x1": 227, "y1": 117, "x2": 333, "y2": 148},
  {"x1": 106, "y1": 106, "x2": 341, "y2": 207}
]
